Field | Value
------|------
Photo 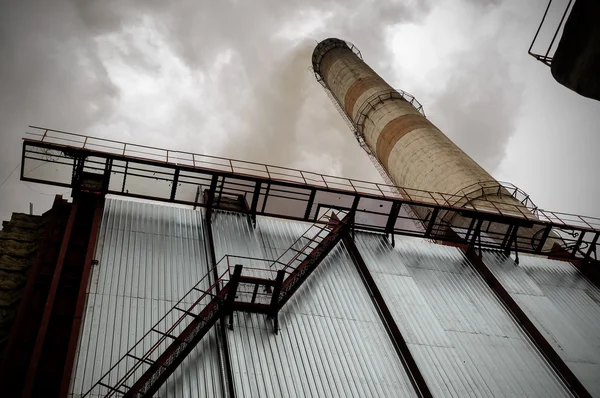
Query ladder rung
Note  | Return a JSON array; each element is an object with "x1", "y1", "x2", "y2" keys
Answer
[
  {"x1": 99, "y1": 382, "x2": 128, "y2": 395},
  {"x1": 151, "y1": 328, "x2": 182, "y2": 342},
  {"x1": 192, "y1": 287, "x2": 216, "y2": 297},
  {"x1": 125, "y1": 353, "x2": 160, "y2": 368},
  {"x1": 174, "y1": 307, "x2": 198, "y2": 318}
]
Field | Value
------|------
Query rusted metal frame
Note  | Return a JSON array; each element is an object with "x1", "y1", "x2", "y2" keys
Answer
[
  {"x1": 59, "y1": 196, "x2": 104, "y2": 398},
  {"x1": 277, "y1": 216, "x2": 350, "y2": 309},
  {"x1": 215, "y1": 176, "x2": 226, "y2": 208},
  {"x1": 503, "y1": 225, "x2": 519, "y2": 256},
  {"x1": 349, "y1": 195, "x2": 360, "y2": 239},
  {"x1": 18, "y1": 137, "x2": 583, "y2": 228},
  {"x1": 464, "y1": 218, "x2": 477, "y2": 242},
  {"x1": 22, "y1": 141, "x2": 600, "y2": 262},
  {"x1": 170, "y1": 167, "x2": 180, "y2": 201},
  {"x1": 468, "y1": 219, "x2": 483, "y2": 252},
  {"x1": 584, "y1": 233, "x2": 599, "y2": 264},
  {"x1": 238, "y1": 275, "x2": 277, "y2": 287},
  {"x1": 571, "y1": 231, "x2": 586, "y2": 257},
  {"x1": 23, "y1": 199, "x2": 80, "y2": 397},
  {"x1": 268, "y1": 270, "x2": 286, "y2": 333},
  {"x1": 226, "y1": 265, "x2": 243, "y2": 330},
  {"x1": 72, "y1": 155, "x2": 85, "y2": 190},
  {"x1": 342, "y1": 234, "x2": 434, "y2": 398},
  {"x1": 193, "y1": 185, "x2": 201, "y2": 210},
  {"x1": 249, "y1": 181, "x2": 262, "y2": 228},
  {"x1": 304, "y1": 188, "x2": 317, "y2": 220},
  {"x1": 204, "y1": 210, "x2": 236, "y2": 398},
  {"x1": 250, "y1": 284, "x2": 260, "y2": 303},
  {"x1": 536, "y1": 225, "x2": 553, "y2": 253},
  {"x1": 501, "y1": 224, "x2": 515, "y2": 251},
  {"x1": 173, "y1": 306, "x2": 199, "y2": 318},
  {"x1": 457, "y1": 237, "x2": 592, "y2": 398},
  {"x1": 507, "y1": 226, "x2": 520, "y2": 263},
  {"x1": 231, "y1": 302, "x2": 271, "y2": 313},
  {"x1": 20, "y1": 141, "x2": 26, "y2": 180},
  {"x1": 424, "y1": 208, "x2": 439, "y2": 238},
  {"x1": 120, "y1": 161, "x2": 129, "y2": 193},
  {"x1": 206, "y1": 175, "x2": 219, "y2": 223},
  {"x1": 0, "y1": 195, "x2": 63, "y2": 383},
  {"x1": 124, "y1": 287, "x2": 229, "y2": 398},
  {"x1": 22, "y1": 140, "x2": 594, "y2": 233},
  {"x1": 126, "y1": 353, "x2": 158, "y2": 368},
  {"x1": 385, "y1": 201, "x2": 402, "y2": 247}
]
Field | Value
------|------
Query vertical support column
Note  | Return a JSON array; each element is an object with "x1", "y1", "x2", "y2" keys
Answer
[
  {"x1": 59, "y1": 196, "x2": 103, "y2": 397},
  {"x1": 249, "y1": 181, "x2": 262, "y2": 228},
  {"x1": 204, "y1": 209, "x2": 236, "y2": 398},
  {"x1": 206, "y1": 175, "x2": 219, "y2": 223},
  {"x1": 269, "y1": 270, "x2": 286, "y2": 334},
  {"x1": 342, "y1": 234, "x2": 433, "y2": 398},
  {"x1": 226, "y1": 265, "x2": 243, "y2": 330},
  {"x1": 22, "y1": 199, "x2": 79, "y2": 397}
]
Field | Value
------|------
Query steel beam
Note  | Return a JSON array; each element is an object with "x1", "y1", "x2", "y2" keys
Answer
[
  {"x1": 170, "y1": 168, "x2": 180, "y2": 200},
  {"x1": 59, "y1": 197, "x2": 103, "y2": 397},
  {"x1": 204, "y1": 211, "x2": 236, "y2": 398},
  {"x1": 22, "y1": 199, "x2": 79, "y2": 397},
  {"x1": 269, "y1": 270, "x2": 286, "y2": 334},
  {"x1": 342, "y1": 234, "x2": 434, "y2": 398},
  {"x1": 454, "y1": 231, "x2": 592, "y2": 398}
]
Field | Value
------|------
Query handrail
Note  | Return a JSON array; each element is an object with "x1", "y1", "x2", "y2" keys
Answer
[
  {"x1": 528, "y1": 0, "x2": 574, "y2": 66},
  {"x1": 23, "y1": 126, "x2": 600, "y2": 233}
]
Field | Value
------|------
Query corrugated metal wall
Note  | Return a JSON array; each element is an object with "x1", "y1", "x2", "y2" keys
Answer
[
  {"x1": 69, "y1": 198, "x2": 223, "y2": 397},
  {"x1": 483, "y1": 251, "x2": 600, "y2": 396},
  {"x1": 69, "y1": 199, "x2": 593, "y2": 398},
  {"x1": 355, "y1": 233, "x2": 572, "y2": 398},
  {"x1": 211, "y1": 211, "x2": 418, "y2": 398}
]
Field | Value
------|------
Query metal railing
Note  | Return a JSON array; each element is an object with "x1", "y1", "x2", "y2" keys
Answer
[
  {"x1": 529, "y1": 0, "x2": 574, "y2": 66},
  {"x1": 23, "y1": 125, "x2": 600, "y2": 233}
]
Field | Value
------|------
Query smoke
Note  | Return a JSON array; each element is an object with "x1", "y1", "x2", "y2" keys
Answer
[
  {"x1": 429, "y1": 43, "x2": 522, "y2": 172},
  {"x1": 0, "y1": 0, "x2": 431, "y2": 221},
  {"x1": 3, "y1": 0, "x2": 597, "y2": 222},
  {"x1": 389, "y1": 0, "x2": 527, "y2": 172}
]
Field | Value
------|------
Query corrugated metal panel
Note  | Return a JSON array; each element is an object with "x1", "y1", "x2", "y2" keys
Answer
[
  {"x1": 483, "y1": 251, "x2": 600, "y2": 397},
  {"x1": 211, "y1": 211, "x2": 418, "y2": 398},
  {"x1": 69, "y1": 198, "x2": 223, "y2": 397},
  {"x1": 355, "y1": 233, "x2": 572, "y2": 398}
]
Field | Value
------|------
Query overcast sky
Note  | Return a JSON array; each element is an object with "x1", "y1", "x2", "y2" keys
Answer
[{"x1": 1, "y1": 0, "x2": 599, "y2": 224}]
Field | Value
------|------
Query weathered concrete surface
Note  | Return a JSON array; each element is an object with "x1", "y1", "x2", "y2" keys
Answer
[
  {"x1": 0, "y1": 213, "x2": 43, "y2": 344},
  {"x1": 314, "y1": 39, "x2": 529, "y2": 218},
  {"x1": 313, "y1": 39, "x2": 557, "y2": 251}
]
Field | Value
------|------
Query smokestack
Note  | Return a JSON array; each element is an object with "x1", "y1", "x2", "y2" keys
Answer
[
  {"x1": 313, "y1": 38, "x2": 511, "y2": 207},
  {"x1": 313, "y1": 38, "x2": 553, "y2": 249}
]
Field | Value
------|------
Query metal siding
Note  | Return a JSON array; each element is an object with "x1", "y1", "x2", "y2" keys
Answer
[
  {"x1": 69, "y1": 198, "x2": 223, "y2": 397},
  {"x1": 211, "y1": 211, "x2": 417, "y2": 398},
  {"x1": 483, "y1": 251, "x2": 600, "y2": 397},
  {"x1": 355, "y1": 233, "x2": 572, "y2": 398}
]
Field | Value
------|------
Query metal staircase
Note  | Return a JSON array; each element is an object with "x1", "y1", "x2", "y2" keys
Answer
[{"x1": 82, "y1": 210, "x2": 351, "y2": 397}]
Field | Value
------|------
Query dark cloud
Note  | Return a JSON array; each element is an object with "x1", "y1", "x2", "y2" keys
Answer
[
  {"x1": 0, "y1": 0, "x2": 430, "y2": 221},
  {"x1": 429, "y1": 42, "x2": 522, "y2": 172},
  {"x1": 1, "y1": 0, "x2": 598, "y2": 223}
]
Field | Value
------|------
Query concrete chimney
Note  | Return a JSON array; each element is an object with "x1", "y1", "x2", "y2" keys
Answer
[{"x1": 313, "y1": 38, "x2": 551, "y2": 248}]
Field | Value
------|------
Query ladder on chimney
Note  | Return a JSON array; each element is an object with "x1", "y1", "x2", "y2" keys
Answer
[{"x1": 82, "y1": 210, "x2": 351, "y2": 398}]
